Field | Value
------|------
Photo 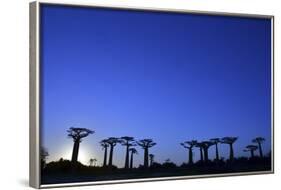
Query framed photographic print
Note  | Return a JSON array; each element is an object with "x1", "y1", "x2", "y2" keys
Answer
[{"x1": 29, "y1": 1, "x2": 274, "y2": 188}]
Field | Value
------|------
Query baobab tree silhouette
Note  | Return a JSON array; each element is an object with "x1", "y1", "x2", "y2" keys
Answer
[
  {"x1": 89, "y1": 158, "x2": 97, "y2": 166},
  {"x1": 201, "y1": 141, "x2": 214, "y2": 162},
  {"x1": 180, "y1": 140, "x2": 197, "y2": 164},
  {"x1": 67, "y1": 127, "x2": 94, "y2": 163},
  {"x1": 244, "y1": 145, "x2": 258, "y2": 158},
  {"x1": 137, "y1": 139, "x2": 156, "y2": 168},
  {"x1": 195, "y1": 142, "x2": 204, "y2": 162},
  {"x1": 210, "y1": 138, "x2": 221, "y2": 161},
  {"x1": 120, "y1": 136, "x2": 136, "y2": 169},
  {"x1": 252, "y1": 137, "x2": 265, "y2": 158},
  {"x1": 89, "y1": 158, "x2": 93, "y2": 166},
  {"x1": 149, "y1": 154, "x2": 155, "y2": 167},
  {"x1": 106, "y1": 137, "x2": 121, "y2": 167},
  {"x1": 93, "y1": 158, "x2": 97, "y2": 166},
  {"x1": 221, "y1": 137, "x2": 238, "y2": 161},
  {"x1": 100, "y1": 139, "x2": 109, "y2": 167},
  {"x1": 129, "y1": 147, "x2": 138, "y2": 169}
]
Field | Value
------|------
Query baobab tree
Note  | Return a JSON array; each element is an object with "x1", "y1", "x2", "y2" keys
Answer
[
  {"x1": 244, "y1": 145, "x2": 258, "y2": 159},
  {"x1": 221, "y1": 137, "x2": 238, "y2": 161},
  {"x1": 107, "y1": 137, "x2": 121, "y2": 167},
  {"x1": 252, "y1": 137, "x2": 265, "y2": 158},
  {"x1": 180, "y1": 140, "x2": 197, "y2": 164},
  {"x1": 210, "y1": 138, "x2": 221, "y2": 161},
  {"x1": 93, "y1": 158, "x2": 97, "y2": 166},
  {"x1": 201, "y1": 141, "x2": 214, "y2": 162},
  {"x1": 137, "y1": 139, "x2": 156, "y2": 168},
  {"x1": 195, "y1": 142, "x2": 204, "y2": 162},
  {"x1": 129, "y1": 148, "x2": 138, "y2": 169},
  {"x1": 89, "y1": 158, "x2": 97, "y2": 166},
  {"x1": 67, "y1": 127, "x2": 94, "y2": 163},
  {"x1": 100, "y1": 139, "x2": 109, "y2": 167},
  {"x1": 89, "y1": 158, "x2": 94, "y2": 166},
  {"x1": 120, "y1": 136, "x2": 136, "y2": 169},
  {"x1": 149, "y1": 154, "x2": 155, "y2": 166}
]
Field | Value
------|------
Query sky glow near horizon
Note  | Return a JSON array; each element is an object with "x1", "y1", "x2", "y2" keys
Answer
[{"x1": 40, "y1": 4, "x2": 272, "y2": 167}]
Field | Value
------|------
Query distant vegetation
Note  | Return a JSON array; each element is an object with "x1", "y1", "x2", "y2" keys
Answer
[{"x1": 41, "y1": 127, "x2": 271, "y2": 184}]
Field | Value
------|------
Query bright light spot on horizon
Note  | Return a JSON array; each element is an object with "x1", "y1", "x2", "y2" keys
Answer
[{"x1": 46, "y1": 144, "x2": 99, "y2": 166}]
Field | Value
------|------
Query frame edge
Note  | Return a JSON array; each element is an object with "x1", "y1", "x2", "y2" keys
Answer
[
  {"x1": 31, "y1": 1, "x2": 274, "y2": 188},
  {"x1": 30, "y1": 1, "x2": 40, "y2": 189}
]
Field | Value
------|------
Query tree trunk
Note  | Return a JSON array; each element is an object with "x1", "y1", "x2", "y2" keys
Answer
[
  {"x1": 250, "y1": 150, "x2": 254, "y2": 158},
  {"x1": 215, "y1": 143, "x2": 219, "y2": 160},
  {"x1": 144, "y1": 148, "x2": 148, "y2": 168},
  {"x1": 124, "y1": 145, "x2": 129, "y2": 169},
  {"x1": 130, "y1": 152, "x2": 133, "y2": 169},
  {"x1": 71, "y1": 140, "x2": 80, "y2": 163},
  {"x1": 229, "y1": 143, "x2": 234, "y2": 161},
  {"x1": 199, "y1": 147, "x2": 203, "y2": 162},
  {"x1": 188, "y1": 148, "x2": 193, "y2": 164},
  {"x1": 203, "y1": 147, "x2": 209, "y2": 162},
  {"x1": 103, "y1": 146, "x2": 108, "y2": 167},
  {"x1": 108, "y1": 145, "x2": 114, "y2": 166},
  {"x1": 258, "y1": 142, "x2": 263, "y2": 157}
]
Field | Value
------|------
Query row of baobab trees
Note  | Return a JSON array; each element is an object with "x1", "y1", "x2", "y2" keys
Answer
[
  {"x1": 66, "y1": 127, "x2": 266, "y2": 169},
  {"x1": 180, "y1": 137, "x2": 266, "y2": 165},
  {"x1": 67, "y1": 127, "x2": 156, "y2": 169}
]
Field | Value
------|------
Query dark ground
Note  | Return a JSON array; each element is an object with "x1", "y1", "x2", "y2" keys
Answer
[{"x1": 41, "y1": 157, "x2": 271, "y2": 184}]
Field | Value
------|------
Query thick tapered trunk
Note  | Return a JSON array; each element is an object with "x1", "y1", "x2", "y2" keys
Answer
[
  {"x1": 258, "y1": 142, "x2": 263, "y2": 157},
  {"x1": 203, "y1": 147, "x2": 209, "y2": 162},
  {"x1": 71, "y1": 140, "x2": 80, "y2": 163},
  {"x1": 199, "y1": 147, "x2": 203, "y2": 162},
  {"x1": 108, "y1": 145, "x2": 114, "y2": 166},
  {"x1": 103, "y1": 146, "x2": 108, "y2": 167},
  {"x1": 124, "y1": 145, "x2": 129, "y2": 169},
  {"x1": 144, "y1": 148, "x2": 149, "y2": 168},
  {"x1": 250, "y1": 150, "x2": 254, "y2": 158},
  {"x1": 188, "y1": 148, "x2": 193, "y2": 164},
  {"x1": 229, "y1": 143, "x2": 234, "y2": 161},
  {"x1": 130, "y1": 152, "x2": 134, "y2": 169},
  {"x1": 215, "y1": 143, "x2": 219, "y2": 160}
]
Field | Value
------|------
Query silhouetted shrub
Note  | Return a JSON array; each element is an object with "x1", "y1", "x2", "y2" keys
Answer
[
  {"x1": 150, "y1": 162, "x2": 162, "y2": 169},
  {"x1": 162, "y1": 162, "x2": 177, "y2": 169},
  {"x1": 44, "y1": 159, "x2": 86, "y2": 173}
]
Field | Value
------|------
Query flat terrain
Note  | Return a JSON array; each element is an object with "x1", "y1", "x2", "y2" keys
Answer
[{"x1": 42, "y1": 159, "x2": 271, "y2": 184}]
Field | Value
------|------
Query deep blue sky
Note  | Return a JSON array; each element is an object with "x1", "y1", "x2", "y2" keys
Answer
[{"x1": 40, "y1": 4, "x2": 272, "y2": 167}]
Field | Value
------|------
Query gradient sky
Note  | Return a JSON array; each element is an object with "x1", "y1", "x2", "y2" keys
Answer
[{"x1": 40, "y1": 4, "x2": 272, "y2": 167}]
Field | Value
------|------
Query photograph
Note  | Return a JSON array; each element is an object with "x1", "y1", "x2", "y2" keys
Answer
[{"x1": 38, "y1": 3, "x2": 272, "y2": 186}]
